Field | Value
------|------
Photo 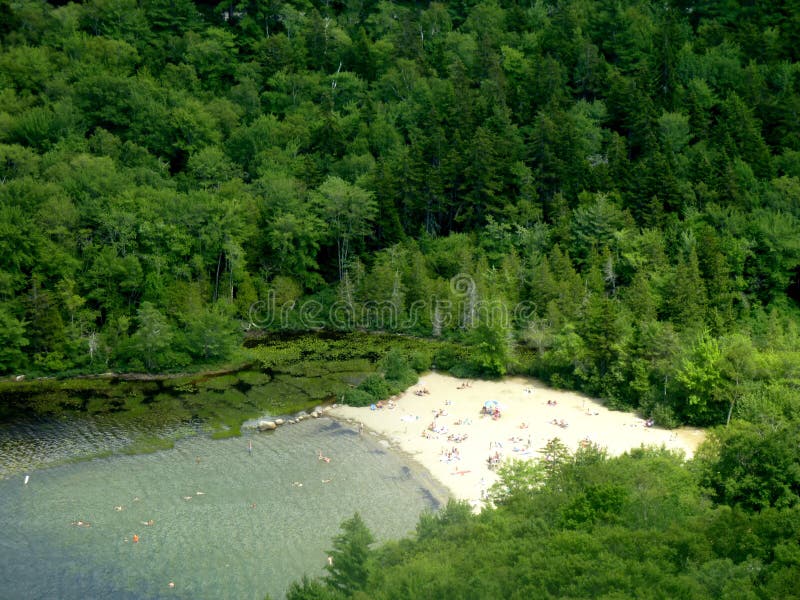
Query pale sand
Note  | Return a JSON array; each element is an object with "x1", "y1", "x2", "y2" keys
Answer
[{"x1": 328, "y1": 372, "x2": 705, "y2": 508}]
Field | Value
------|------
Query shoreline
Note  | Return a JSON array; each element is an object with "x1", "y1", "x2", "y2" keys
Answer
[{"x1": 328, "y1": 372, "x2": 706, "y2": 509}]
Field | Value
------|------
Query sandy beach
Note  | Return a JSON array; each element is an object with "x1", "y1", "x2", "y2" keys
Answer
[{"x1": 328, "y1": 372, "x2": 705, "y2": 508}]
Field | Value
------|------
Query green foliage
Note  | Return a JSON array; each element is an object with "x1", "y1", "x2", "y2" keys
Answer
[
  {"x1": 675, "y1": 330, "x2": 726, "y2": 425},
  {"x1": 696, "y1": 421, "x2": 800, "y2": 511},
  {"x1": 3, "y1": 11, "x2": 800, "y2": 596},
  {"x1": 286, "y1": 576, "x2": 345, "y2": 600},
  {"x1": 124, "y1": 302, "x2": 181, "y2": 372},
  {"x1": 0, "y1": 305, "x2": 27, "y2": 373},
  {"x1": 324, "y1": 513, "x2": 375, "y2": 596},
  {"x1": 341, "y1": 346, "x2": 419, "y2": 406},
  {"x1": 463, "y1": 323, "x2": 510, "y2": 378},
  {"x1": 0, "y1": 0, "x2": 796, "y2": 436},
  {"x1": 290, "y1": 441, "x2": 800, "y2": 598}
]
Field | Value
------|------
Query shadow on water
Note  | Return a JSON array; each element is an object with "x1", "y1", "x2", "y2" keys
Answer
[
  {"x1": 418, "y1": 486, "x2": 442, "y2": 510},
  {"x1": 383, "y1": 465, "x2": 413, "y2": 481},
  {"x1": 319, "y1": 420, "x2": 358, "y2": 437}
]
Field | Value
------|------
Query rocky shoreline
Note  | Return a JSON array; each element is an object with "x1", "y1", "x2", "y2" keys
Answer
[{"x1": 255, "y1": 404, "x2": 336, "y2": 431}]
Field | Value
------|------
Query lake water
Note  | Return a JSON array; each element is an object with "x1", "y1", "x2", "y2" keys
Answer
[{"x1": 0, "y1": 416, "x2": 448, "y2": 599}]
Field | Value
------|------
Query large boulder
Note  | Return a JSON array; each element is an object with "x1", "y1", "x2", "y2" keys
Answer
[
  {"x1": 257, "y1": 420, "x2": 277, "y2": 431},
  {"x1": 275, "y1": 418, "x2": 285, "y2": 426}
]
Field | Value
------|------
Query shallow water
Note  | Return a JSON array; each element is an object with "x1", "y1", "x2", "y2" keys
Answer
[
  {"x1": 0, "y1": 418, "x2": 447, "y2": 599},
  {"x1": 0, "y1": 415, "x2": 201, "y2": 478}
]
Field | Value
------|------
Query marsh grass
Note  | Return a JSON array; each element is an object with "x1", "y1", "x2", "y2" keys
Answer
[{"x1": 2, "y1": 333, "x2": 471, "y2": 458}]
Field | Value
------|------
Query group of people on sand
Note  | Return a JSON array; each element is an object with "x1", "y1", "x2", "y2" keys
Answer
[
  {"x1": 480, "y1": 405, "x2": 501, "y2": 419},
  {"x1": 427, "y1": 420, "x2": 448, "y2": 435},
  {"x1": 456, "y1": 381, "x2": 473, "y2": 390},
  {"x1": 486, "y1": 451, "x2": 503, "y2": 470},
  {"x1": 550, "y1": 418, "x2": 569, "y2": 428},
  {"x1": 440, "y1": 446, "x2": 461, "y2": 463},
  {"x1": 414, "y1": 387, "x2": 431, "y2": 396},
  {"x1": 371, "y1": 400, "x2": 397, "y2": 410}
]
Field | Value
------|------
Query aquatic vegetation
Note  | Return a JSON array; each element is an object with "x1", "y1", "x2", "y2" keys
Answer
[
  {"x1": 0, "y1": 333, "x2": 459, "y2": 459},
  {"x1": 120, "y1": 435, "x2": 176, "y2": 455}
]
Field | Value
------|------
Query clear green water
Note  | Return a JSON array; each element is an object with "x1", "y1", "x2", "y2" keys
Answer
[{"x1": 0, "y1": 418, "x2": 447, "y2": 599}]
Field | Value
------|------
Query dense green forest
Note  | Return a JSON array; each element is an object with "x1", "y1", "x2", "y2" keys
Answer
[
  {"x1": 3, "y1": 0, "x2": 800, "y2": 596},
  {"x1": 3, "y1": 0, "x2": 799, "y2": 430},
  {"x1": 3, "y1": 0, "x2": 800, "y2": 429}
]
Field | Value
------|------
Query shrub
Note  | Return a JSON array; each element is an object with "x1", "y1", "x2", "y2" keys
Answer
[
  {"x1": 409, "y1": 350, "x2": 433, "y2": 372},
  {"x1": 357, "y1": 373, "x2": 391, "y2": 398},
  {"x1": 342, "y1": 388, "x2": 375, "y2": 407},
  {"x1": 651, "y1": 403, "x2": 681, "y2": 429}
]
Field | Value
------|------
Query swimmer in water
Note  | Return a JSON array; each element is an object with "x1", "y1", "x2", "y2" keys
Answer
[
  {"x1": 182, "y1": 496, "x2": 193, "y2": 501},
  {"x1": 195, "y1": 491, "x2": 205, "y2": 496},
  {"x1": 114, "y1": 505, "x2": 124, "y2": 511},
  {"x1": 142, "y1": 520, "x2": 155, "y2": 526}
]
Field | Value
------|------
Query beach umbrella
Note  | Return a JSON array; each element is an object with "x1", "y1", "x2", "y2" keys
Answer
[{"x1": 484, "y1": 400, "x2": 499, "y2": 408}]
